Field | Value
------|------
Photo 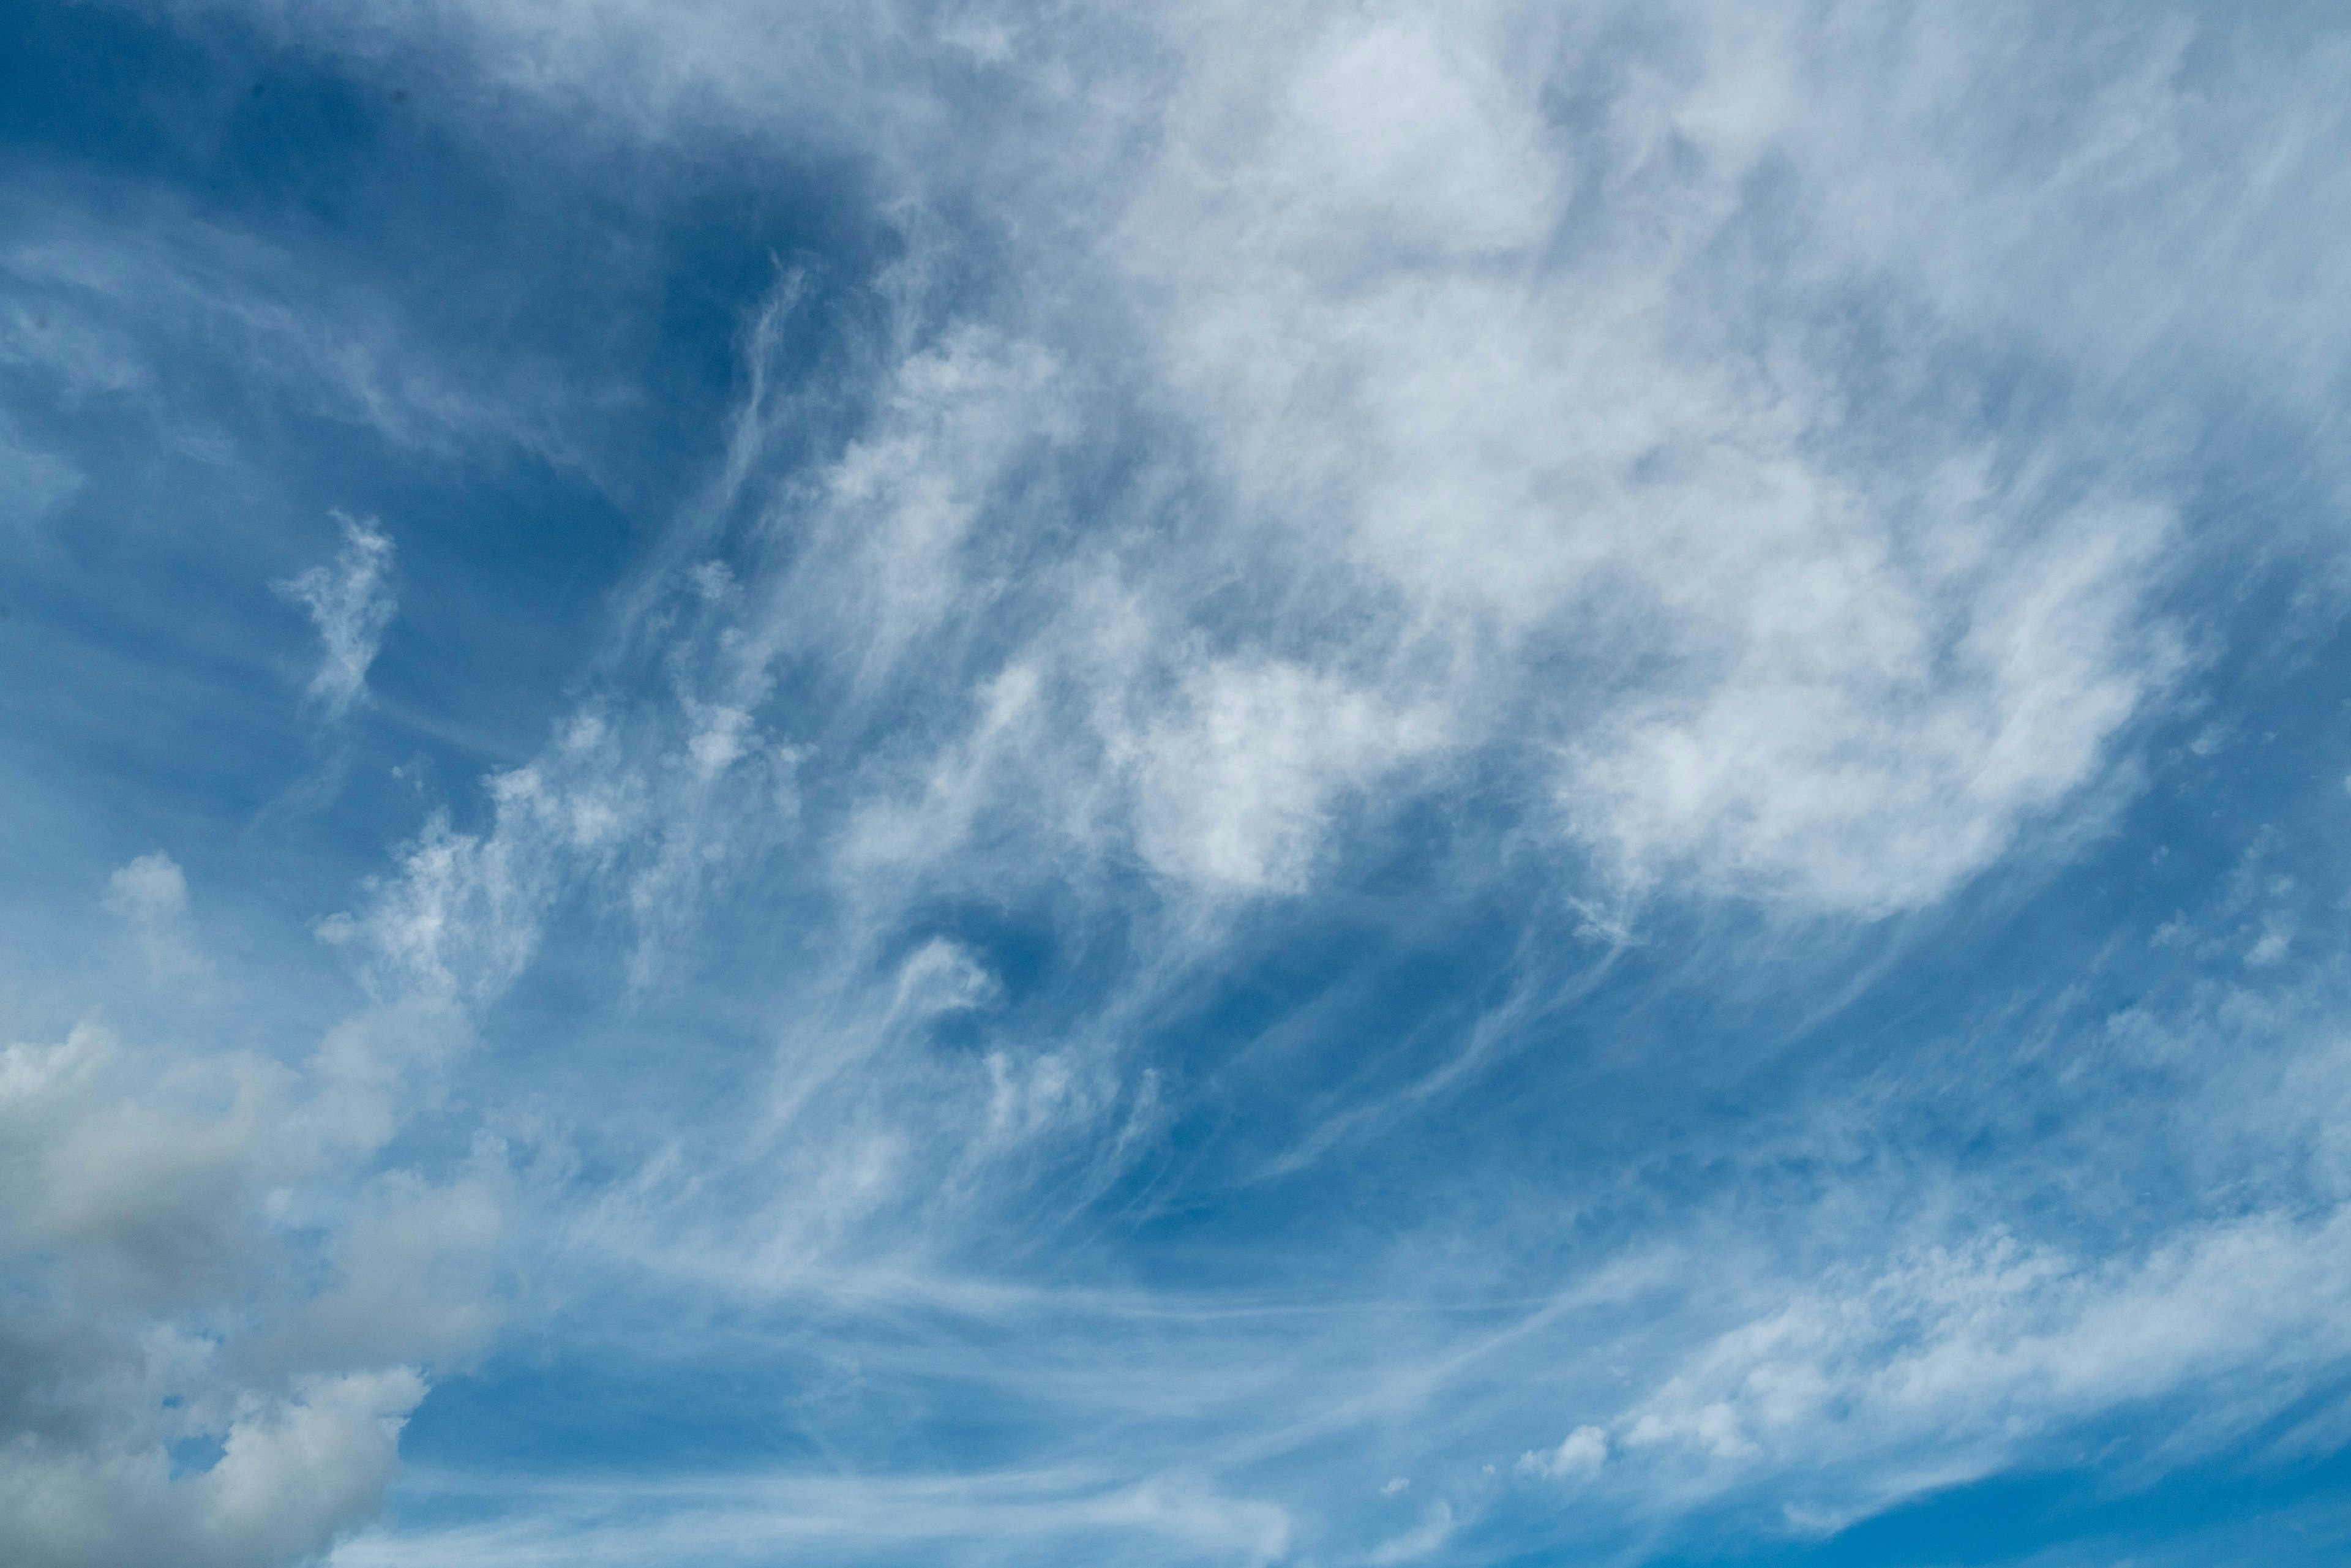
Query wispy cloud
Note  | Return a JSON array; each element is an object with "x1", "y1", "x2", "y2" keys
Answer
[{"x1": 276, "y1": 513, "x2": 397, "y2": 721}]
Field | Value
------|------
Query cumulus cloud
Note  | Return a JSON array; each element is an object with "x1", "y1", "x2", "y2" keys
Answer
[
  {"x1": 276, "y1": 514, "x2": 397, "y2": 721},
  {"x1": 0, "y1": 1365, "x2": 424, "y2": 1568},
  {"x1": 0, "y1": 1002, "x2": 496, "y2": 1568}
]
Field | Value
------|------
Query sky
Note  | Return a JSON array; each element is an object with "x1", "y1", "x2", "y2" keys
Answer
[{"x1": 4, "y1": 2, "x2": 2351, "y2": 1565}]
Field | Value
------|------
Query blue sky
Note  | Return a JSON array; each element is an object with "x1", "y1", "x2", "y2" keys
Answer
[{"x1": 5, "y1": 2, "x2": 2351, "y2": 1564}]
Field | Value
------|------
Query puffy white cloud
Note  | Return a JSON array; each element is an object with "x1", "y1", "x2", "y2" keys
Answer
[
  {"x1": 0, "y1": 1022, "x2": 281, "y2": 1300},
  {"x1": 196, "y1": 1370, "x2": 426, "y2": 1568},
  {"x1": 0, "y1": 1007, "x2": 496, "y2": 1568},
  {"x1": 0, "y1": 1366, "x2": 424, "y2": 1568}
]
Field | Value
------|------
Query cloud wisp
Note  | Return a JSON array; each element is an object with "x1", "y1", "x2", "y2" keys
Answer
[{"x1": 275, "y1": 514, "x2": 397, "y2": 723}]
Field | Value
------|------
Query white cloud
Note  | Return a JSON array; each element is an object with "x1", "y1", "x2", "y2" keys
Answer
[
  {"x1": 0, "y1": 1002, "x2": 495, "y2": 1568},
  {"x1": 276, "y1": 514, "x2": 397, "y2": 721},
  {"x1": 103, "y1": 852, "x2": 186, "y2": 924},
  {"x1": 104, "y1": 852, "x2": 206, "y2": 979},
  {"x1": 1125, "y1": 660, "x2": 1446, "y2": 896},
  {"x1": 1562, "y1": 495, "x2": 2173, "y2": 912},
  {"x1": 196, "y1": 1370, "x2": 426, "y2": 1568},
  {"x1": 1602, "y1": 1207, "x2": 2351, "y2": 1528},
  {"x1": 893, "y1": 938, "x2": 1002, "y2": 1021},
  {"x1": 0, "y1": 1022, "x2": 278, "y2": 1299},
  {"x1": 23, "y1": 3, "x2": 2347, "y2": 1563},
  {"x1": 228, "y1": 0, "x2": 2263, "y2": 926},
  {"x1": 0, "y1": 1367, "x2": 424, "y2": 1568},
  {"x1": 1116, "y1": 2, "x2": 2190, "y2": 917},
  {"x1": 1518, "y1": 1424, "x2": 1607, "y2": 1481}
]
